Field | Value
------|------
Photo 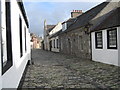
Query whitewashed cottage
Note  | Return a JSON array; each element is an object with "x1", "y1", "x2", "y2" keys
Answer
[
  {"x1": 49, "y1": 22, "x2": 62, "y2": 52},
  {"x1": 90, "y1": 2, "x2": 120, "y2": 66},
  {"x1": 0, "y1": 0, "x2": 31, "y2": 89}
]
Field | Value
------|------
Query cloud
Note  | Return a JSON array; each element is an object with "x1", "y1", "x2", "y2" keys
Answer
[{"x1": 24, "y1": 2, "x2": 101, "y2": 37}]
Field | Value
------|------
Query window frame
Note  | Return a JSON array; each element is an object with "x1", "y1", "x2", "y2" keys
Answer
[
  {"x1": 95, "y1": 31, "x2": 103, "y2": 49},
  {"x1": 107, "y1": 28, "x2": 117, "y2": 49},
  {"x1": 2, "y1": 1, "x2": 13, "y2": 75},
  {"x1": 24, "y1": 26, "x2": 27, "y2": 52},
  {"x1": 19, "y1": 16, "x2": 23, "y2": 57},
  {"x1": 56, "y1": 39, "x2": 59, "y2": 49},
  {"x1": 54, "y1": 39, "x2": 55, "y2": 48}
]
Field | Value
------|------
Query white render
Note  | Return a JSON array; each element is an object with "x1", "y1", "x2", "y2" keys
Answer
[
  {"x1": 118, "y1": 26, "x2": 120, "y2": 66},
  {"x1": 91, "y1": 27, "x2": 120, "y2": 66},
  {"x1": 49, "y1": 22, "x2": 62, "y2": 52},
  {"x1": 62, "y1": 23, "x2": 67, "y2": 31},
  {"x1": 50, "y1": 36, "x2": 59, "y2": 52},
  {"x1": 0, "y1": 1, "x2": 2, "y2": 89},
  {"x1": 0, "y1": 0, "x2": 31, "y2": 89},
  {"x1": 49, "y1": 22, "x2": 62, "y2": 36}
]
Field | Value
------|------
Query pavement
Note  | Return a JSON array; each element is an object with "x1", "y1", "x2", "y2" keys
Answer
[{"x1": 20, "y1": 49, "x2": 120, "y2": 89}]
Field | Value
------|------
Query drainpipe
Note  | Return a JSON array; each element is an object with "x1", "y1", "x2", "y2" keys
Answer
[{"x1": 90, "y1": 31, "x2": 92, "y2": 60}]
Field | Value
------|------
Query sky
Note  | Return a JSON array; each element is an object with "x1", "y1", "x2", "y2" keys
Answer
[{"x1": 23, "y1": 1, "x2": 105, "y2": 37}]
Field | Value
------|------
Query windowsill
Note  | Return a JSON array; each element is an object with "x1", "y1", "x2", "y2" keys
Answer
[
  {"x1": 107, "y1": 47, "x2": 117, "y2": 49},
  {"x1": 96, "y1": 47, "x2": 103, "y2": 49}
]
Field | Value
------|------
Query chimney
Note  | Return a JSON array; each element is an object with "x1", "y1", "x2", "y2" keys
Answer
[{"x1": 71, "y1": 10, "x2": 83, "y2": 18}]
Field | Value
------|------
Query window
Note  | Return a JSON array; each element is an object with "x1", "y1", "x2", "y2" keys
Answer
[
  {"x1": 95, "y1": 31, "x2": 103, "y2": 49},
  {"x1": 24, "y1": 27, "x2": 27, "y2": 52},
  {"x1": 56, "y1": 39, "x2": 59, "y2": 49},
  {"x1": 54, "y1": 39, "x2": 55, "y2": 48},
  {"x1": 2, "y1": 1, "x2": 13, "y2": 74},
  {"x1": 52, "y1": 40, "x2": 53, "y2": 48},
  {"x1": 19, "y1": 17, "x2": 23, "y2": 57},
  {"x1": 107, "y1": 28, "x2": 117, "y2": 49}
]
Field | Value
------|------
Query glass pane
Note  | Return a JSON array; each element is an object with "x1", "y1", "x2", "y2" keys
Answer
[{"x1": 96, "y1": 32, "x2": 102, "y2": 48}]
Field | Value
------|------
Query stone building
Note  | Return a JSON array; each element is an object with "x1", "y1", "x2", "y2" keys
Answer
[
  {"x1": 59, "y1": 4, "x2": 108, "y2": 59},
  {"x1": 59, "y1": 1, "x2": 119, "y2": 60}
]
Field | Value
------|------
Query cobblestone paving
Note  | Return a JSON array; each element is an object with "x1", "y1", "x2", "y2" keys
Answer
[{"x1": 21, "y1": 49, "x2": 120, "y2": 89}]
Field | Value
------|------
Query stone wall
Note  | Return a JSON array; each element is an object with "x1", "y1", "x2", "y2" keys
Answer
[{"x1": 59, "y1": 27, "x2": 91, "y2": 59}]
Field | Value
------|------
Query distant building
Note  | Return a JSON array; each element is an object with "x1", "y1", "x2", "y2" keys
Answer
[
  {"x1": 43, "y1": 20, "x2": 55, "y2": 51},
  {"x1": 49, "y1": 22, "x2": 62, "y2": 52},
  {"x1": 43, "y1": 20, "x2": 62, "y2": 52},
  {"x1": 30, "y1": 33, "x2": 43, "y2": 49}
]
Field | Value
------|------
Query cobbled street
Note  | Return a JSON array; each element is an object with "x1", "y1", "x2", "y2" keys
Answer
[{"x1": 21, "y1": 49, "x2": 120, "y2": 89}]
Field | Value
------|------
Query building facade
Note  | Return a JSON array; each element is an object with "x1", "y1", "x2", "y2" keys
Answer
[
  {"x1": 49, "y1": 22, "x2": 62, "y2": 52},
  {"x1": 43, "y1": 21, "x2": 62, "y2": 52},
  {"x1": 43, "y1": 20, "x2": 55, "y2": 51},
  {"x1": 59, "y1": 1, "x2": 120, "y2": 66},
  {"x1": 91, "y1": 6, "x2": 120, "y2": 66},
  {"x1": 0, "y1": 0, "x2": 31, "y2": 89},
  {"x1": 59, "y1": 7, "x2": 107, "y2": 59},
  {"x1": 49, "y1": 30, "x2": 62, "y2": 52}
]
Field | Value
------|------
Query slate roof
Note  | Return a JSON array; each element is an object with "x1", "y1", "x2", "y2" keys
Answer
[
  {"x1": 67, "y1": 18, "x2": 77, "y2": 23},
  {"x1": 90, "y1": 7, "x2": 120, "y2": 32},
  {"x1": 63, "y1": 2, "x2": 109, "y2": 33},
  {"x1": 62, "y1": 17, "x2": 76, "y2": 24},
  {"x1": 46, "y1": 25, "x2": 56, "y2": 32}
]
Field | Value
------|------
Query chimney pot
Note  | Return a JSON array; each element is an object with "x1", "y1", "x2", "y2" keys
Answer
[{"x1": 71, "y1": 10, "x2": 83, "y2": 18}]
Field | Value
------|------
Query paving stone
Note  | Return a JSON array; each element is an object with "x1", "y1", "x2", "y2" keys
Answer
[{"x1": 20, "y1": 49, "x2": 120, "y2": 89}]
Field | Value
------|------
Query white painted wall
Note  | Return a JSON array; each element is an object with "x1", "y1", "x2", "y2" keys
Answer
[
  {"x1": 48, "y1": 22, "x2": 62, "y2": 52},
  {"x1": 0, "y1": 42, "x2": 2, "y2": 89},
  {"x1": 62, "y1": 23, "x2": 67, "y2": 31},
  {"x1": 0, "y1": 0, "x2": 31, "y2": 88},
  {"x1": 0, "y1": 1, "x2": 2, "y2": 89},
  {"x1": 50, "y1": 36, "x2": 59, "y2": 52},
  {"x1": 91, "y1": 28, "x2": 119, "y2": 66},
  {"x1": 49, "y1": 22, "x2": 62, "y2": 35},
  {"x1": 118, "y1": 27, "x2": 120, "y2": 66}
]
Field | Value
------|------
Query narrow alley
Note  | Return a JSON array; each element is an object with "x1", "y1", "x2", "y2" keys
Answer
[{"x1": 20, "y1": 49, "x2": 119, "y2": 89}]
